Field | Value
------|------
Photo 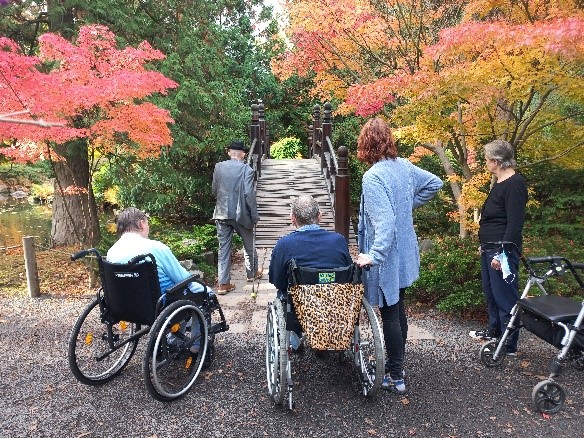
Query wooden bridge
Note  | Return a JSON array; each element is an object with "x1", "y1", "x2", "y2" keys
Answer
[{"x1": 246, "y1": 102, "x2": 355, "y2": 249}]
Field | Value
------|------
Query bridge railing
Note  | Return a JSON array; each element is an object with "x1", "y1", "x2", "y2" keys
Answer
[
  {"x1": 309, "y1": 102, "x2": 351, "y2": 242},
  {"x1": 248, "y1": 99, "x2": 351, "y2": 242},
  {"x1": 248, "y1": 101, "x2": 269, "y2": 182}
]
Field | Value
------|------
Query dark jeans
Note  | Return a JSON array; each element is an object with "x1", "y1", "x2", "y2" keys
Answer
[
  {"x1": 380, "y1": 288, "x2": 408, "y2": 380},
  {"x1": 481, "y1": 248, "x2": 520, "y2": 352}
]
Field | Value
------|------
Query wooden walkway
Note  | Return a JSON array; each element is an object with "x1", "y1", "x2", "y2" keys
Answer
[{"x1": 255, "y1": 158, "x2": 337, "y2": 248}]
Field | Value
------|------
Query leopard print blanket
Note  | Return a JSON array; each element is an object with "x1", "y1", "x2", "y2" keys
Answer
[{"x1": 289, "y1": 283, "x2": 364, "y2": 350}]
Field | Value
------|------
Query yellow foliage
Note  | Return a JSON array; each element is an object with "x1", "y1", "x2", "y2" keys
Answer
[{"x1": 103, "y1": 186, "x2": 119, "y2": 206}]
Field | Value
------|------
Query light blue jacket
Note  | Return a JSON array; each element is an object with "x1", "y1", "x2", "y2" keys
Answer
[
  {"x1": 106, "y1": 233, "x2": 205, "y2": 295},
  {"x1": 358, "y1": 158, "x2": 443, "y2": 307}
]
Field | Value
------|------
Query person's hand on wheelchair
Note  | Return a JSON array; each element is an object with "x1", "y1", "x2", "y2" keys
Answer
[{"x1": 356, "y1": 253, "x2": 372, "y2": 269}]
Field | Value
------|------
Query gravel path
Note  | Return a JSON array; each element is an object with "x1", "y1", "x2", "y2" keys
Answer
[{"x1": 1, "y1": 294, "x2": 583, "y2": 438}]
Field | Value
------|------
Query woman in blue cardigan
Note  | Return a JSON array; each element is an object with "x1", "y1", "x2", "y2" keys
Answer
[{"x1": 355, "y1": 118, "x2": 443, "y2": 394}]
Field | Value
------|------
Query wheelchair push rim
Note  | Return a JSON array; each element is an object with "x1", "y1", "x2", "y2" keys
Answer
[
  {"x1": 353, "y1": 298, "x2": 385, "y2": 397},
  {"x1": 143, "y1": 300, "x2": 208, "y2": 402},
  {"x1": 265, "y1": 299, "x2": 287, "y2": 405},
  {"x1": 68, "y1": 296, "x2": 139, "y2": 385}
]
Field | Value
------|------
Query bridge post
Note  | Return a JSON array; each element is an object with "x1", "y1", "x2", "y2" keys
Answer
[
  {"x1": 258, "y1": 101, "x2": 266, "y2": 157},
  {"x1": 307, "y1": 124, "x2": 313, "y2": 158},
  {"x1": 312, "y1": 104, "x2": 321, "y2": 157},
  {"x1": 335, "y1": 146, "x2": 350, "y2": 242},
  {"x1": 250, "y1": 103, "x2": 260, "y2": 150},
  {"x1": 250, "y1": 103, "x2": 260, "y2": 178},
  {"x1": 321, "y1": 102, "x2": 332, "y2": 173}
]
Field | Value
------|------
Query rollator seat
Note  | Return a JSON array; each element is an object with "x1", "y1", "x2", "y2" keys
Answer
[{"x1": 518, "y1": 295, "x2": 582, "y2": 323}]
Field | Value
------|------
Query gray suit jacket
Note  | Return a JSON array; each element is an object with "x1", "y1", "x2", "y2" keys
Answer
[{"x1": 212, "y1": 159, "x2": 259, "y2": 229}]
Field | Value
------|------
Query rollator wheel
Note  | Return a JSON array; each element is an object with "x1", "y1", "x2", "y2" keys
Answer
[
  {"x1": 480, "y1": 340, "x2": 507, "y2": 367},
  {"x1": 265, "y1": 299, "x2": 287, "y2": 405},
  {"x1": 532, "y1": 380, "x2": 566, "y2": 414},
  {"x1": 68, "y1": 296, "x2": 138, "y2": 385},
  {"x1": 143, "y1": 300, "x2": 207, "y2": 402},
  {"x1": 354, "y1": 298, "x2": 385, "y2": 397}
]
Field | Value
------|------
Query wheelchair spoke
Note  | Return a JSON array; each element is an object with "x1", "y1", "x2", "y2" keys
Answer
[
  {"x1": 143, "y1": 301, "x2": 207, "y2": 401},
  {"x1": 354, "y1": 299, "x2": 385, "y2": 397},
  {"x1": 68, "y1": 298, "x2": 138, "y2": 385}
]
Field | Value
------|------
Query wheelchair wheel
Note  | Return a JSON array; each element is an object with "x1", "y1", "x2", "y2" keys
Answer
[
  {"x1": 480, "y1": 340, "x2": 507, "y2": 367},
  {"x1": 265, "y1": 299, "x2": 287, "y2": 405},
  {"x1": 202, "y1": 334, "x2": 215, "y2": 370},
  {"x1": 353, "y1": 298, "x2": 384, "y2": 397},
  {"x1": 68, "y1": 296, "x2": 138, "y2": 385},
  {"x1": 532, "y1": 379, "x2": 566, "y2": 414},
  {"x1": 143, "y1": 300, "x2": 208, "y2": 402}
]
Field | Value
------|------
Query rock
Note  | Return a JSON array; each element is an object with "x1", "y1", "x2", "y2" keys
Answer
[
  {"x1": 419, "y1": 238, "x2": 434, "y2": 253},
  {"x1": 0, "y1": 184, "x2": 8, "y2": 194},
  {"x1": 202, "y1": 251, "x2": 216, "y2": 266},
  {"x1": 179, "y1": 259, "x2": 194, "y2": 270},
  {"x1": 10, "y1": 190, "x2": 28, "y2": 199}
]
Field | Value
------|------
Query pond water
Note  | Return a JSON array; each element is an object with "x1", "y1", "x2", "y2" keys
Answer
[{"x1": 0, "y1": 199, "x2": 52, "y2": 249}]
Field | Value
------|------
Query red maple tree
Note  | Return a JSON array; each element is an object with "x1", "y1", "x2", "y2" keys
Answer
[{"x1": 0, "y1": 25, "x2": 178, "y2": 246}]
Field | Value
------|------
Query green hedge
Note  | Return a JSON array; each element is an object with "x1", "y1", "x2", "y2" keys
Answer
[
  {"x1": 410, "y1": 234, "x2": 584, "y2": 315},
  {"x1": 270, "y1": 137, "x2": 304, "y2": 159},
  {"x1": 410, "y1": 236, "x2": 483, "y2": 313}
]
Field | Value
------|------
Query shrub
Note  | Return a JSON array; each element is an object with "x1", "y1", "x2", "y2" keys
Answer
[
  {"x1": 410, "y1": 236, "x2": 483, "y2": 314},
  {"x1": 30, "y1": 183, "x2": 54, "y2": 203},
  {"x1": 151, "y1": 223, "x2": 218, "y2": 261},
  {"x1": 270, "y1": 137, "x2": 304, "y2": 159},
  {"x1": 410, "y1": 234, "x2": 584, "y2": 315}
]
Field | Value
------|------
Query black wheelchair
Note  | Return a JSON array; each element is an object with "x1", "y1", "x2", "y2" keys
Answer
[
  {"x1": 477, "y1": 242, "x2": 584, "y2": 414},
  {"x1": 265, "y1": 260, "x2": 385, "y2": 409},
  {"x1": 68, "y1": 248, "x2": 229, "y2": 401}
]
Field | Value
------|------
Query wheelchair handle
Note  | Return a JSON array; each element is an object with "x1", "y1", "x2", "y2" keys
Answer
[{"x1": 71, "y1": 248, "x2": 101, "y2": 261}]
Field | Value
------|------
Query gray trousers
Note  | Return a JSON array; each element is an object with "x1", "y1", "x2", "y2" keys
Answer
[{"x1": 216, "y1": 219, "x2": 257, "y2": 284}]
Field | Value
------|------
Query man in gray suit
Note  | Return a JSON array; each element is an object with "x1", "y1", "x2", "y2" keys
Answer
[{"x1": 212, "y1": 140, "x2": 261, "y2": 294}]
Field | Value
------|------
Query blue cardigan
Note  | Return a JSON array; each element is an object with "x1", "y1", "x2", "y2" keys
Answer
[{"x1": 358, "y1": 158, "x2": 443, "y2": 307}]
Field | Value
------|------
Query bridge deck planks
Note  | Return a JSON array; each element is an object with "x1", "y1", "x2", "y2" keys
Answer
[{"x1": 255, "y1": 158, "x2": 354, "y2": 249}]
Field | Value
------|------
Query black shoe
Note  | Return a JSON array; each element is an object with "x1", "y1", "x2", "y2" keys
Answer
[{"x1": 468, "y1": 329, "x2": 500, "y2": 340}]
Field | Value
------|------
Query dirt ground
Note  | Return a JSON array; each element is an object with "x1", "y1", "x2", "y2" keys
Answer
[{"x1": 1, "y1": 293, "x2": 583, "y2": 438}]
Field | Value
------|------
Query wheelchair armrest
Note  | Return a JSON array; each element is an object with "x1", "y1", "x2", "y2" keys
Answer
[
  {"x1": 165, "y1": 273, "x2": 205, "y2": 296},
  {"x1": 71, "y1": 248, "x2": 101, "y2": 261}
]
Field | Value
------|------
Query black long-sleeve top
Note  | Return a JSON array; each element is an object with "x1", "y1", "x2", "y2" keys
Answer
[{"x1": 478, "y1": 173, "x2": 528, "y2": 250}]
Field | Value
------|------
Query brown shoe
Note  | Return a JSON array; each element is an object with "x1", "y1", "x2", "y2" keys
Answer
[
  {"x1": 217, "y1": 283, "x2": 235, "y2": 295},
  {"x1": 247, "y1": 270, "x2": 263, "y2": 282}
]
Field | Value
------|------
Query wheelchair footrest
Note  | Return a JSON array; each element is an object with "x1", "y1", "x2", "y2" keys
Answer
[{"x1": 209, "y1": 321, "x2": 229, "y2": 334}]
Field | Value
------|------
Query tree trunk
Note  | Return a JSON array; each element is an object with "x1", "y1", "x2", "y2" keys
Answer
[
  {"x1": 50, "y1": 140, "x2": 100, "y2": 247},
  {"x1": 424, "y1": 141, "x2": 469, "y2": 238},
  {"x1": 45, "y1": 4, "x2": 100, "y2": 248}
]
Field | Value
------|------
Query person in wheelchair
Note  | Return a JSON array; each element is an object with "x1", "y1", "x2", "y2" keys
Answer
[
  {"x1": 268, "y1": 195, "x2": 352, "y2": 351},
  {"x1": 107, "y1": 207, "x2": 212, "y2": 354}
]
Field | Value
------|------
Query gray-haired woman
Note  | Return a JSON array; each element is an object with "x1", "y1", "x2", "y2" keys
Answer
[{"x1": 469, "y1": 140, "x2": 528, "y2": 356}]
